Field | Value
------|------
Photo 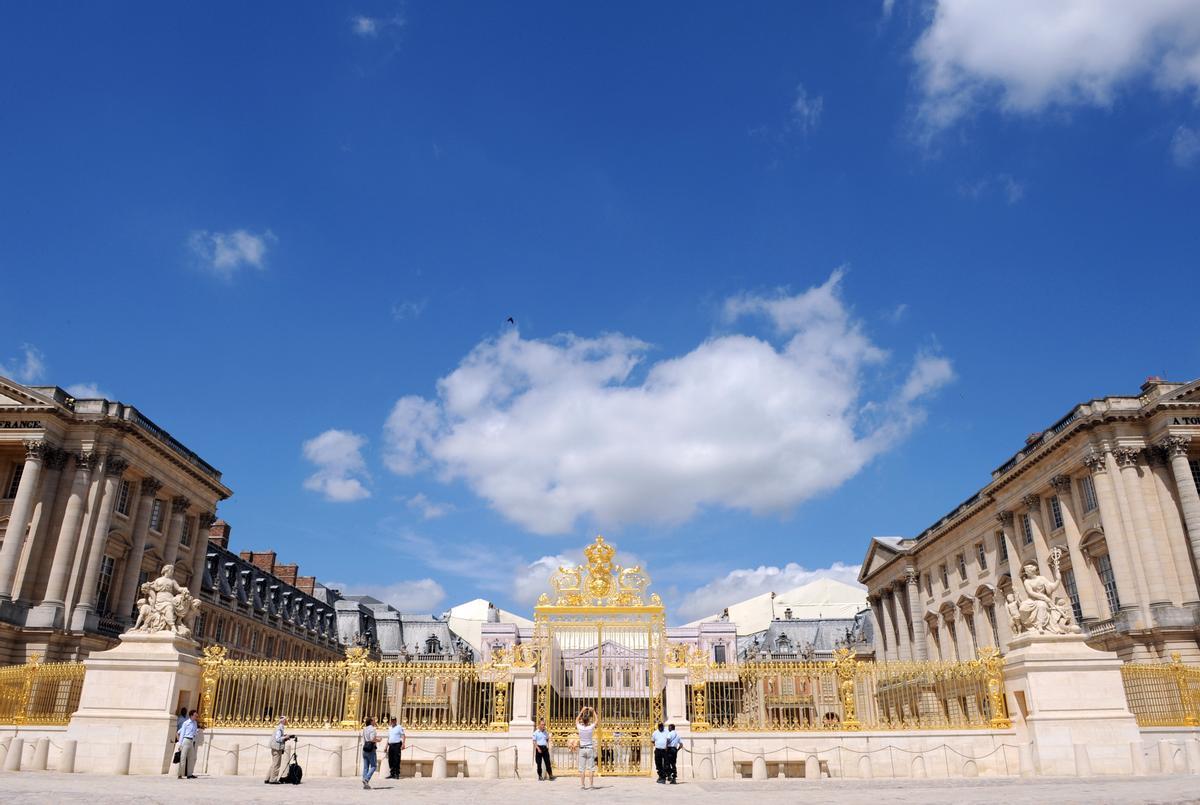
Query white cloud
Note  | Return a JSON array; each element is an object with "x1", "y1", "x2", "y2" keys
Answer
[
  {"x1": 383, "y1": 270, "x2": 953, "y2": 535},
  {"x1": 791, "y1": 83, "x2": 824, "y2": 135},
  {"x1": 1171, "y1": 125, "x2": 1200, "y2": 167},
  {"x1": 302, "y1": 429, "x2": 371, "y2": 502},
  {"x1": 898, "y1": 351, "x2": 955, "y2": 405},
  {"x1": 884, "y1": 303, "x2": 909, "y2": 323},
  {"x1": 188, "y1": 229, "x2": 276, "y2": 279},
  {"x1": 512, "y1": 554, "x2": 575, "y2": 606},
  {"x1": 676, "y1": 561, "x2": 864, "y2": 623},
  {"x1": 881, "y1": 0, "x2": 896, "y2": 20},
  {"x1": 330, "y1": 578, "x2": 446, "y2": 612},
  {"x1": 65, "y1": 382, "x2": 111, "y2": 399},
  {"x1": 392, "y1": 299, "x2": 428, "y2": 321},
  {"x1": 352, "y1": 13, "x2": 404, "y2": 38},
  {"x1": 406, "y1": 492, "x2": 453, "y2": 520},
  {"x1": 0, "y1": 344, "x2": 46, "y2": 384},
  {"x1": 914, "y1": 0, "x2": 1200, "y2": 133}
]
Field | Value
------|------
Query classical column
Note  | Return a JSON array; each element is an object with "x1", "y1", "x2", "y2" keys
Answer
[
  {"x1": 1022, "y1": 494, "x2": 1051, "y2": 572},
  {"x1": 892, "y1": 583, "x2": 912, "y2": 661},
  {"x1": 162, "y1": 495, "x2": 190, "y2": 567},
  {"x1": 904, "y1": 566, "x2": 928, "y2": 660},
  {"x1": 878, "y1": 590, "x2": 896, "y2": 661},
  {"x1": 0, "y1": 440, "x2": 48, "y2": 603},
  {"x1": 114, "y1": 477, "x2": 162, "y2": 621},
  {"x1": 1051, "y1": 474, "x2": 1103, "y2": 622},
  {"x1": 1084, "y1": 451, "x2": 1145, "y2": 620},
  {"x1": 1113, "y1": 447, "x2": 1170, "y2": 606},
  {"x1": 70, "y1": 456, "x2": 129, "y2": 630},
  {"x1": 23, "y1": 450, "x2": 75, "y2": 605},
  {"x1": 29, "y1": 452, "x2": 97, "y2": 626},
  {"x1": 996, "y1": 510, "x2": 1023, "y2": 588},
  {"x1": 189, "y1": 511, "x2": 215, "y2": 598},
  {"x1": 1147, "y1": 445, "x2": 1200, "y2": 604},
  {"x1": 1161, "y1": 435, "x2": 1200, "y2": 587},
  {"x1": 11, "y1": 448, "x2": 68, "y2": 602}
]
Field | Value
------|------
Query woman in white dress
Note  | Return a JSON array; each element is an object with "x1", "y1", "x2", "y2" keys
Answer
[{"x1": 575, "y1": 706, "x2": 597, "y2": 789}]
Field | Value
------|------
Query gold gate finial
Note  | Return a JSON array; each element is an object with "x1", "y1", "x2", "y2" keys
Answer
[{"x1": 540, "y1": 535, "x2": 659, "y2": 609}]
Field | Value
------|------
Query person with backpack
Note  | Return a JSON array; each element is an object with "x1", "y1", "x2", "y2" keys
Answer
[
  {"x1": 265, "y1": 716, "x2": 295, "y2": 784},
  {"x1": 362, "y1": 717, "x2": 383, "y2": 789}
]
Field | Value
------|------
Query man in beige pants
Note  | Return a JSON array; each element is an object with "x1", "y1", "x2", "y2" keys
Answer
[
  {"x1": 265, "y1": 716, "x2": 292, "y2": 784},
  {"x1": 176, "y1": 710, "x2": 199, "y2": 779}
]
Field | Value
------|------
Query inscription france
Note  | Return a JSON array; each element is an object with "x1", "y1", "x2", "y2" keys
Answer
[{"x1": 0, "y1": 421, "x2": 41, "y2": 429}]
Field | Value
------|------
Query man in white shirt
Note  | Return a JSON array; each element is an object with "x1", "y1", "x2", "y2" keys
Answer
[
  {"x1": 176, "y1": 710, "x2": 199, "y2": 779},
  {"x1": 651, "y1": 722, "x2": 668, "y2": 783},
  {"x1": 666, "y1": 723, "x2": 681, "y2": 784},
  {"x1": 386, "y1": 717, "x2": 406, "y2": 779},
  {"x1": 265, "y1": 715, "x2": 293, "y2": 784},
  {"x1": 532, "y1": 719, "x2": 554, "y2": 780}
]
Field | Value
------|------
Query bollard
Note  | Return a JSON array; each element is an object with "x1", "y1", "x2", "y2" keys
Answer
[
  {"x1": 1073, "y1": 744, "x2": 1091, "y2": 777},
  {"x1": 911, "y1": 754, "x2": 927, "y2": 779},
  {"x1": 804, "y1": 753, "x2": 820, "y2": 779},
  {"x1": 858, "y1": 754, "x2": 873, "y2": 779},
  {"x1": 484, "y1": 748, "x2": 499, "y2": 779},
  {"x1": 59, "y1": 739, "x2": 77, "y2": 773},
  {"x1": 751, "y1": 749, "x2": 767, "y2": 780},
  {"x1": 698, "y1": 750, "x2": 714, "y2": 780},
  {"x1": 327, "y1": 746, "x2": 343, "y2": 778},
  {"x1": 1130, "y1": 742, "x2": 1147, "y2": 776},
  {"x1": 1159, "y1": 740, "x2": 1179, "y2": 774},
  {"x1": 0, "y1": 737, "x2": 9, "y2": 768},
  {"x1": 222, "y1": 743, "x2": 239, "y2": 777},
  {"x1": 114, "y1": 742, "x2": 131, "y2": 775},
  {"x1": 1185, "y1": 738, "x2": 1200, "y2": 775},
  {"x1": 4, "y1": 738, "x2": 24, "y2": 772},
  {"x1": 432, "y1": 746, "x2": 447, "y2": 779},
  {"x1": 962, "y1": 760, "x2": 978, "y2": 778},
  {"x1": 31, "y1": 737, "x2": 49, "y2": 770},
  {"x1": 1018, "y1": 742, "x2": 1035, "y2": 778}
]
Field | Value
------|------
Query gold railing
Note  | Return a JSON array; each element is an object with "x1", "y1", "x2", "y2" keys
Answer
[
  {"x1": 684, "y1": 647, "x2": 1010, "y2": 732},
  {"x1": 199, "y1": 646, "x2": 512, "y2": 731},
  {"x1": 1121, "y1": 652, "x2": 1200, "y2": 727},
  {"x1": 0, "y1": 655, "x2": 86, "y2": 726}
]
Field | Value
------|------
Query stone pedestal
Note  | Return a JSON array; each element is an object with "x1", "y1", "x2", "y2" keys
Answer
[
  {"x1": 665, "y1": 667, "x2": 690, "y2": 726},
  {"x1": 65, "y1": 631, "x2": 202, "y2": 775},
  {"x1": 1003, "y1": 633, "x2": 1141, "y2": 776}
]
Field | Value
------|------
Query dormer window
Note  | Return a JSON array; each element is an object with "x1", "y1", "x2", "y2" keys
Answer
[
  {"x1": 426, "y1": 634, "x2": 442, "y2": 654},
  {"x1": 775, "y1": 634, "x2": 791, "y2": 652}
]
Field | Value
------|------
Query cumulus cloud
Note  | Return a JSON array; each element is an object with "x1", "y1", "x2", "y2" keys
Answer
[
  {"x1": 65, "y1": 382, "x2": 111, "y2": 399},
  {"x1": 302, "y1": 429, "x2": 371, "y2": 502},
  {"x1": 406, "y1": 492, "x2": 453, "y2": 520},
  {"x1": 914, "y1": 0, "x2": 1200, "y2": 133},
  {"x1": 352, "y1": 13, "x2": 404, "y2": 38},
  {"x1": 791, "y1": 83, "x2": 824, "y2": 135},
  {"x1": 383, "y1": 270, "x2": 953, "y2": 535},
  {"x1": 188, "y1": 229, "x2": 275, "y2": 279},
  {"x1": 1171, "y1": 125, "x2": 1200, "y2": 167},
  {"x1": 392, "y1": 299, "x2": 428, "y2": 321},
  {"x1": 330, "y1": 578, "x2": 446, "y2": 612},
  {"x1": 0, "y1": 344, "x2": 46, "y2": 384},
  {"x1": 676, "y1": 561, "x2": 864, "y2": 622}
]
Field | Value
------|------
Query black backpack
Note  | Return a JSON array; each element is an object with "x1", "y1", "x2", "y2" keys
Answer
[{"x1": 284, "y1": 754, "x2": 303, "y2": 785}]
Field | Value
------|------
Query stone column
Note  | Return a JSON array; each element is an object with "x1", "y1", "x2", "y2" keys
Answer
[
  {"x1": 892, "y1": 583, "x2": 912, "y2": 661},
  {"x1": 161, "y1": 496, "x2": 190, "y2": 567},
  {"x1": 905, "y1": 566, "x2": 928, "y2": 660},
  {"x1": 12, "y1": 448, "x2": 68, "y2": 602},
  {"x1": 70, "y1": 457, "x2": 129, "y2": 631},
  {"x1": 22, "y1": 450, "x2": 76, "y2": 605},
  {"x1": 1161, "y1": 435, "x2": 1200, "y2": 587},
  {"x1": 1114, "y1": 447, "x2": 1170, "y2": 605},
  {"x1": 27, "y1": 452, "x2": 95, "y2": 628},
  {"x1": 1051, "y1": 474, "x2": 1103, "y2": 622},
  {"x1": 1084, "y1": 451, "x2": 1144, "y2": 621},
  {"x1": 188, "y1": 512, "x2": 214, "y2": 598},
  {"x1": 114, "y1": 478, "x2": 162, "y2": 621},
  {"x1": 878, "y1": 591, "x2": 896, "y2": 661},
  {"x1": 1147, "y1": 446, "x2": 1200, "y2": 605},
  {"x1": 0, "y1": 440, "x2": 49, "y2": 603},
  {"x1": 996, "y1": 510, "x2": 1022, "y2": 588},
  {"x1": 1022, "y1": 494, "x2": 1052, "y2": 573}
]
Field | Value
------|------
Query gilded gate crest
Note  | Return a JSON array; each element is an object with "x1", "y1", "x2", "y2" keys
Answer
[{"x1": 539, "y1": 535, "x2": 660, "y2": 608}]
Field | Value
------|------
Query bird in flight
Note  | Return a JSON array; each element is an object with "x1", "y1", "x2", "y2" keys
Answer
[{"x1": 506, "y1": 316, "x2": 515, "y2": 325}]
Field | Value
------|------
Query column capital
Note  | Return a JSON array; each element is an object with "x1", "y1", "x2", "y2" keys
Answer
[
  {"x1": 171, "y1": 495, "x2": 191, "y2": 515},
  {"x1": 995, "y1": 509, "x2": 1014, "y2": 526},
  {"x1": 197, "y1": 510, "x2": 217, "y2": 529},
  {"x1": 44, "y1": 447, "x2": 70, "y2": 471},
  {"x1": 106, "y1": 456, "x2": 130, "y2": 478},
  {"x1": 1112, "y1": 446, "x2": 1141, "y2": 469},
  {"x1": 904, "y1": 566, "x2": 919, "y2": 585},
  {"x1": 1083, "y1": 450, "x2": 1108, "y2": 475},
  {"x1": 1050, "y1": 474, "x2": 1072, "y2": 493},
  {"x1": 74, "y1": 451, "x2": 98, "y2": 472},
  {"x1": 22, "y1": 439, "x2": 49, "y2": 461},
  {"x1": 1159, "y1": 434, "x2": 1191, "y2": 458},
  {"x1": 139, "y1": 477, "x2": 163, "y2": 498},
  {"x1": 1022, "y1": 493, "x2": 1041, "y2": 511}
]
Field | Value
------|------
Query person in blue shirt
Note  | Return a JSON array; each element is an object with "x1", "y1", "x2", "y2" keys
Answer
[
  {"x1": 651, "y1": 722, "x2": 668, "y2": 783},
  {"x1": 176, "y1": 709, "x2": 199, "y2": 779},
  {"x1": 531, "y1": 719, "x2": 554, "y2": 780},
  {"x1": 666, "y1": 723, "x2": 681, "y2": 784}
]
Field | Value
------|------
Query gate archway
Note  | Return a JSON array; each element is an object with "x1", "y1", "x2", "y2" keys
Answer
[{"x1": 533, "y1": 536, "x2": 666, "y2": 776}]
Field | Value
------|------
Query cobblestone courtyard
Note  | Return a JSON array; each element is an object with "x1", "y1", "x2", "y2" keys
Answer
[{"x1": 1, "y1": 772, "x2": 1199, "y2": 804}]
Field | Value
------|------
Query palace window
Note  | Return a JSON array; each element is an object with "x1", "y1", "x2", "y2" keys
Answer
[
  {"x1": 924, "y1": 572, "x2": 932, "y2": 597},
  {"x1": 1190, "y1": 459, "x2": 1200, "y2": 493},
  {"x1": 713, "y1": 643, "x2": 726, "y2": 665},
  {"x1": 939, "y1": 564, "x2": 949, "y2": 590},
  {"x1": 1020, "y1": 513, "x2": 1034, "y2": 545},
  {"x1": 623, "y1": 667, "x2": 632, "y2": 688},
  {"x1": 1061, "y1": 568, "x2": 1083, "y2": 623},
  {"x1": 604, "y1": 668, "x2": 614, "y2": 688},
  {"x1": 422, "y1": 677, "x2": 438, "y2": 697},
  {"x1": 645, "y1": 669, "x2": 651, "y2": 687},
  {"x1": 586, "y1": 667, "x2": 595, "y2": 688},
  {"x1": 964, "y1": 612, "x2": 978, "y2": 653},
  {"x1": 1096, "y1": 553, "x2": 1121, "y2": 616},
  {"x1": 1079, "y1": 476, "x2": 1098, "y2": 513},
  {"x1": 996, "y1": 531, "x2": 1008, "y2": 563},
  {"x1": 214, "y1": 618, "x2": 225, "y2": 642},
  {"x1": 1047, "y1": 496, "x2": 1064, "y2": 530},
  {"x1": 149, "y1": 499, "x2": 164, "y2": 532},
  {"x1": 984, "y1": 603, "x2": 999, "y2": 644},
  {"x1": 194, "y1": 611, "x2": 206, "y2": 639},
  {"x1": 975, "y1": 542, "x2": 988, "y2": 571},
  {"x1": 564, "y1": 670, "x2": 573, "y2": 688},
  {"x1": 945, "y1": 620, "x2": 960, "y2": 660},
  {"x1": 4, "y1": 463, "x2": 23, "y2": 499},
  {"x1": 115, "y1": 480, "x2": 131, "y2": 516},
  {"x1": 425, "y1": 635, "x2": 442, "y2": 655},
  {"x1": 956, "y1": 553, "x2": 968, "y2": 581},
  {"x1": 95, "y1": 555, "x2": 115, "y2": 613},
  {"x1": 180, "y1": 516, "x2": 193, "y2": 548}
]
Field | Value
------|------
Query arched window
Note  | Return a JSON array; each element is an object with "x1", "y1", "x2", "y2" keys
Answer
[{"x1": 775, "y1": 634, "x2": 791, "y2": 652}]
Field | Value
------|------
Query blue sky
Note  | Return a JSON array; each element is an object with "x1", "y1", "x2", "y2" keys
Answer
[{"x1": 2, "y1": 1, "x2": 1198, "y2": 622}]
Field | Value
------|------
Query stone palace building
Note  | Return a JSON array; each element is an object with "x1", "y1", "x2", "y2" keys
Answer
[{"x1": 860, "y1": 375, "x2": 1200, "y2": 663}]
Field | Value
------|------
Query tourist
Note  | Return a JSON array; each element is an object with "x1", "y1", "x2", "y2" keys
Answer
[
  {"x1": 386, "y1": 716, "x2": 406, "y2": 779},
  {"x1": 575, "y1": 706, "x2": 596, "y2": 790},
  {"x1": 362, "y1": 717, "x2": 382, "y2": 789},
  {"x1": 532, "y1": 718, "x2": 554, "y2": 780},
  {"x1": 176, "y1": 709, "x2": 199, "y2": 779},
  {"x1": 265, "y1": 715, "x2": 294, "y2": 784},
  {"x1": 666, "y1": 723, "x2": 681, "y2": 784},
  {"x1": 651, "y1": 722, "x2": 668, "y2": 783}
]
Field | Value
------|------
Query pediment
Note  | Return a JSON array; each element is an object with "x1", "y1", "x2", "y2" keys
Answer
[
  {"x1": 859, "y1": 538, "x2": 904, "y2": 583},
  {"x1": 1159, "y1": 379, "x2": 1200, "y2": 405},
  {"x1": 0, "y1": 378, "x2": 58, "y2": 410}
]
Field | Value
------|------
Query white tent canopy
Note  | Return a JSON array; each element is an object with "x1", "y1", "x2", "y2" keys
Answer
[
  {"x1": 446, "y1": 598, "x2": 534, "y2": 654},
  {"x1": 686, "y1": 577, "x2": 868, "y2": 637}
]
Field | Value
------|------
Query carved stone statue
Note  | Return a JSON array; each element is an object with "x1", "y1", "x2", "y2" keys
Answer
[
  {"x1": 128, "y1": 564, "x2": 201, "y2": 637},
  {"x1": 1010, "y1": 548, "x2": 1081, "y2": 636}
]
